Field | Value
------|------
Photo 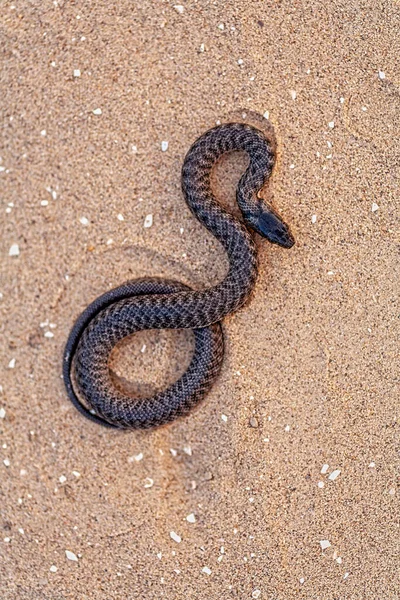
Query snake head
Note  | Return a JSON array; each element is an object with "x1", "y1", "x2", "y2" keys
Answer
[{"x1": 245, "y1": 204, "x2": 295, "y2": 248}]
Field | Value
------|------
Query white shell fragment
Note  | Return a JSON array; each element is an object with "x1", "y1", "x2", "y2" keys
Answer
[
  {"x1": 144, "y1": 214, "x2": 153, "y2": 228},
  {"x1": 9, "y1": 244, "x2": 20, "y2": 257},
  {"x1": 92, "y1": 108, "x2": 102, "y2": 115},
  {"x1": 65, "y1": 550, "x2": 78, "y2": 561},
  {"x1": 161, "y1": 141, "x2": 169, "y2": 152},
  {"x1": 186, "y1": 513, "x2": 196, "y2": 523},
  {"x1": 371, "y1": 202, "x2": 379, "y2": 212},
  {"x1": 320, "y1": 540, "x2": 331, "y2": 550},
  {"x1": 328, "y1": 469, "x2": 341, "y2": 481},
  {"x1": 170, "y1": 531, "x2": 181, "y2": 543},
  {"x1": 202, "y1": 566, "x2": 212, "y2": 575}
]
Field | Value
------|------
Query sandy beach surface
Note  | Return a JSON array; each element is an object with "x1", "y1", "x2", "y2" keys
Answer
[{"x1": 1, "y1": 1, "x2": 399, "y2": 598}]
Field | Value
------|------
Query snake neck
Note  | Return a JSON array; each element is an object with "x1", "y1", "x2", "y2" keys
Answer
[{"x1": 181, "y1": 123, "x2": 275, "y2": 319}]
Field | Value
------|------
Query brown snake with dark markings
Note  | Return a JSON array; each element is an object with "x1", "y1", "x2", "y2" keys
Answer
[{"x1": 63, "y1": 123, "x2": 295, "y2": 429}]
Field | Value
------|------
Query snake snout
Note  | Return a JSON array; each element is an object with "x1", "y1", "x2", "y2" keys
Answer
[{"x1": 252, "y1": 208, "x2": 295, "y2": 248}]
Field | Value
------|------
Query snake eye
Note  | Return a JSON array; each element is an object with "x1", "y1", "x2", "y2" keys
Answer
[{"x1": 250, "y1": 208, "x2": 295, "y2": 248}]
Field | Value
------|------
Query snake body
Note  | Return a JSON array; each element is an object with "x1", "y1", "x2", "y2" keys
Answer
[{"x1": 63, "y1": 123, "x2": 294, "y2": 429}]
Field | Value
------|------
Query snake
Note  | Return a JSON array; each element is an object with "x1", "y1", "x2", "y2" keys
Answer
[{"x1": 63, "y1": 122, "x2": 295, "y2": 429}]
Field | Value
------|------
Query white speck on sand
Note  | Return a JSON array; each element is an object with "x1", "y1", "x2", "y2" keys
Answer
[
  {"x1": 117, "y1": 213, "x2": 124, "y2": 221},
  {"x1": 170, "y1": 531, "x2": 181, "y2": 543},
  {"x1": 41, "y1": 200, "x2": 48, "y2": 206},
  {"x1": 299, "y1": 578, "x2": 305, "y2": 584},
  {"x1": 0, "y1": 408, "x2": 5, "y2": 419},
  {"x1": 134, "y1": 453, "x2": 143, "y2": 462},
  {"x1": 371, "y1": 202, "x2": 379, "y2": 212},
  {"x1": 3, "y1": 459, "x2": 10, "y2": 467},
  {"x1": 237, "y1": 58, "x2": 244, "y2": 65},
  {"x1": 378, "y1": 70, "x2": 385, "y2": 80},
  {"x1": 9, "y1": 244, "x2": 20, "y2": 257},
  {"x1": 252, "y1": 590, "x2": 261, "y2": 599},
  {"x1": 8, "y1": 358, "x2": 16, "y2": 369},
  {"x1": 18, "y1": 528, "x2": 24, "y2": 535},
  {"x1": 72, "y1": 471, "x2": 80, "y2": 477},
  {"x1": 144, "y1": 214, "x2": 153, "y2": 228},
  {"x1": 161, "y1": 141, "x2": 169, "y2": 152},
  {"x1": 173, "y1": 5, "x2": 184, "y2": 13},
  {"x1": 321, "y1": 464, "x2": 329, "y2": 474},
  {"x1": 40, "y1": 130, "x2": 47, "y2": 136},
  {"x1": 328, "y1": 121, "x2": 335, "y2": 128},
  {"x1": 263, "y1": 111, "x2": 269, "y2": 119},
  {"x1": 290, "y1": 90, "x2": 297, "y2": 100},
  {"x1": 92, "y1": 108, "x2": 102, "y2": 115},
  {"x1": 344, "y1": 572, "x2": 349, "y2": 579},
  {"x1": 49, "y1": 565, "x2": 58, "y2": 573},
  {"x1": 221, "y1": 414, "x2": 228, "y2": 422},
  {"x1": 328, "y1": 469, "x2": 341, "y2": 481},
  {"x1": 183, "y1": 445, "x2": 192, "y2": 456},
  {"x1": 320, "y1": 540, "x2": 331, "y2": 550},
  {"x1": 73, "y1": 69, "x2": 81, "y2": 77},
  {"x1": 59, "y1": 475, "x2": 67, "y2": 483},
  {"x1": 144, "y1": 477, "x2": 154, "y2": 488},
  {"x1": 218, "y1": 23, "x2": 225, "y2": 30},
  {"x1": 79, "y1": 217, "x2": 89, "y2": 226},
  {"x1": 311, "y1": 214, "x2": 317, "y2": 223},
  {"x1": 336, "y1": 556, "x2": 343, "y2": 564},
  {"x1": 284, "y1": 425, "x2": 290, "y2": 432},
  {"x1": 318, "y1": 481, "x2": 324, "y2": 488},
  {"x1": 202, "y1": 566, "x2": 211, "y2": 575},
  {"x1": 186, "y1": 513, "x2": 196, "y2": 523},
  {"x1": 65, "y1": 550, "x2": 78, "y2": 561},
  {"x1": 44, "y1": 331, "x2": 54, "y2": 338}
]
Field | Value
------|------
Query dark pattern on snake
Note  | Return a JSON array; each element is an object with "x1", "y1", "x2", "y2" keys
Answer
[{"x1": 63, "y1": 123, "x2": 295, "y2": 429}]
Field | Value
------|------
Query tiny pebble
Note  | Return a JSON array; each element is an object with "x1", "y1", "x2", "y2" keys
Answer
[
  {"x1": 4, "y1": 537, "x2": 10, "y2": 543},
  {"x1": 117, "y1": 213, "x2": 124, "y2": 221},
  {"x1": 336, "y1": 557, "x2": 342, "y2": 564},
  {"x1": 318, "y1": 481, "x2": 324, "y2": 488},
  {"x1": 41, "y1": 200, "x2": 49, "y2": 206},
  {"x1": 92, "y1": 108, "x2": 102, "y2": 115},
  {"x1": 328, "y1": 121, "x2": 335, "y2": 129},
  {"x1": 221, "y1": 414, "x2": 228, "y2": 422},
  {"x1": 44, "y1": 331, "x2": 54, "y2": 338},
  {"x1": 328, "y1": 469, "x2": 341, "y2": 481},
  {"x1": 134, "y1": 453, "x2": 143, "y2": 461},
  {"x1": 72, "y1": 471, "x2": 81, "y2": 477},
  {"x1": 320, "y1": 540, "x2": 331, "y2": 550},
  {"x1": 371, "y1": 202, "x2": 379, "y2": 212},
  {"x1": 299, "y1": 578, "x2": 305, "y2": 584},
  {"x1": 144, "y1": 214, "x2": 153, "y2": 228},
  {"x1": 249, "y1": 417, "x2": 259, "y2": 428},
  {"x1": 79, "y1": 217, "x2": 89, "y2": 226},
  {"x1": 40, "y1": 130, "x2": 47, "y2": 136},
  {"x1": 183, "y1": 445, "x2": 192, "y2": 456},
  {"x1": 202, "y1": 566, "x2": 211, "y2": 575},
  {"x1": 144, "y1": 477, "x2": 154, "y2": 488},
  {"x1": 161, "y1": 141, "x2": 168, "y2": 152},
  {"x1": 311, "y1": 214, "x2": 317, "y2": 223},
  {"x1": 252, "y1": 590, "x2": 261, "y2": 599},
  {"x1": 9, "y1": 244, "x2": 20, "y2": 257},
  {"x1": 0, "y1": 408, "x2": 6, "y2": 419},
  {"x1": 263, "y1": 111, "x2": 269, "y2": 119},
  {"x1": 344, "y1": 572, "x2": 349, "y2": 580},
  {"x1": 3, "y1": 459, "x2": 10, "y2": 467},
  {"x1": 284, "y1": 425, "x2": 290, "y2": 432},
  {"x1": 378, "y1": 70, "x2": 385, "y2": 80},
  {"x1": 290, "y1": 90, "x2": 297, "y2": 100},
  {"x1": 321, "y1": 464, "x2": 329, "y2": 474},
  {"x1": 199, "y1": 43, "x2": 205, "y2": 53},
  {"x1": 218, "y1": 23, "x2": 224, "y2": 30},
  {"x1": 65, "y1": 550, "x2": 78, "y2": 561},
  {"x1": 18, "y1": 528, "x2": 24, "y2": 535},
  {"x1": 186, "y1": 513, "x2": 196, "y2": 523},
  {"x1": 8, "y1": 359, "x2": 16, "y2": 369},
  {"x1": 369, "y1": 462, "x2": 375, "y2": 468},
  {"x1": 173, "y1": 5, "x2": 184, "y2": 13},
  {"x1": 237, "y1": 58, "x2": 244, "y2": 65},
  {"x1": 49, "y1": 565, "x2": 57, "y2": 573},
  {"x1": 170, "y1": 531, "x2": 181, "y2": 543},
  {"x1": 59, "y1": 475, "x2": 67, "y2": 484},
  {"x1": 73, "y1": 69, "x2": 81, "y2": 77}
]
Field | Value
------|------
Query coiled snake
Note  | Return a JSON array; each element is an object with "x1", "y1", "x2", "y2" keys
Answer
[{"x1": 63, "y1": 123, "x2": 294, "y2": 429}]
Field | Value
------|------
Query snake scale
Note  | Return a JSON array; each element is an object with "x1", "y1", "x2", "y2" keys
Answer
[{"x1": 63, "y1": 123, "x2": 295, "y2": 429}]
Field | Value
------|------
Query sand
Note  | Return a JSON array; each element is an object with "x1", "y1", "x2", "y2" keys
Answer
[{"x1": 1, "y1": 1, "x2": 399, "y2": 598}]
